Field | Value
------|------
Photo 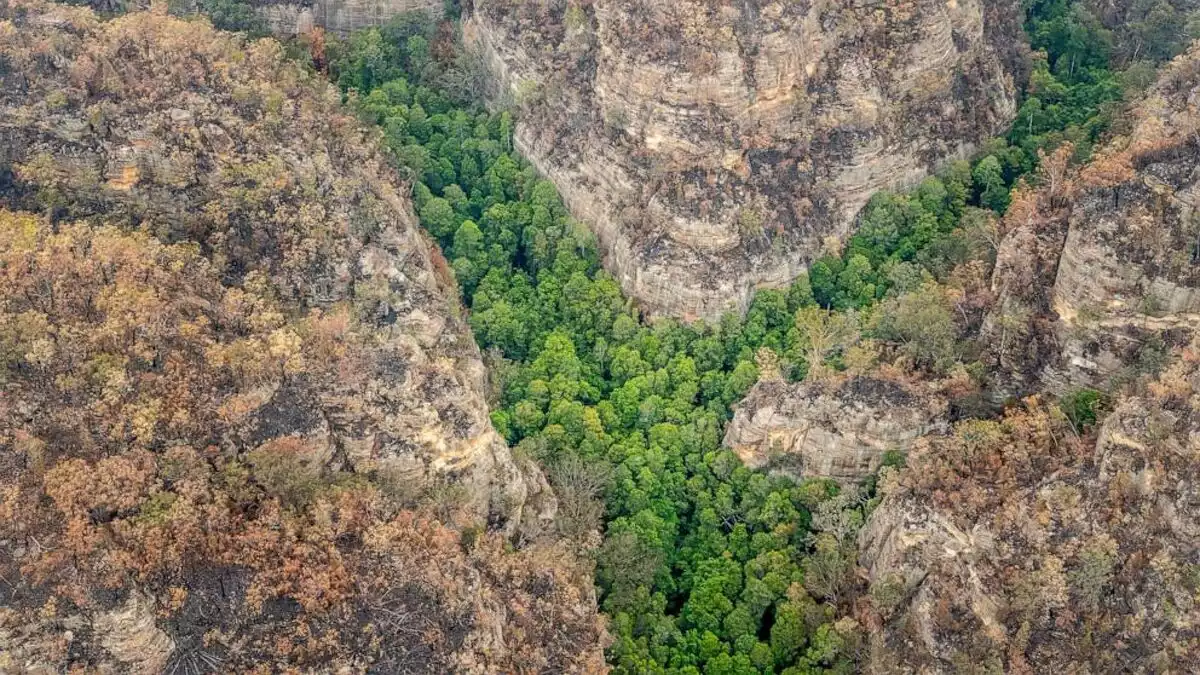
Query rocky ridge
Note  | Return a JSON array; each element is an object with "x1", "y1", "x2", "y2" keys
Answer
[
  {"x1": 983, "y1": 45, "x2": 1200, "y2": 395},
  {"x1": 724, "y1": 375, "x2": 948, "y2": 482},
  {"x1": 0, "y1": 0, "x2": 533, "y2": 526},
  {"x1": 464, "y1": 0, "x2": 1026, "y2": 320},
  {"x1": 857, "y1": 347, "x2": 1200, "y2": 672},
  {"x1": 0, "y1": 3, "x2": 604, "y2": 671},
  {"x1": 855, "y1": 49, "x2": 1200, "y2": 671}
]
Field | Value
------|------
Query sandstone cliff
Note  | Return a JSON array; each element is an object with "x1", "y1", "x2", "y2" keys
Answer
[
  {"x1": 857, "y1": 347, "x2": 1200, "y2": 672},
  {"x1": 983, "y1": 46, "x2": 1200, "y2": 395},
  {"x1": 0, "y1": 3, "x2": 604, "y2": 670},
  {"x1": 464, "y1": 0, "x2": 1026, "y2": 320},
  {"x1": 857, "y1": 45, "x2": 1200, "y2": 673},
  {"x1": 1044, "y1": 50, "x2": 1200, "y2": 390},
  {"x1": 256, "y1": 0, "x2": 442, "y2": 35},
  {"x1": 724, "y1": 375, "x2": 948, "y2": 482}
]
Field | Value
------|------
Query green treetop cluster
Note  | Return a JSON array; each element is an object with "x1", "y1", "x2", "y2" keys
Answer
[{"x1": 327, "y1": 15, "x2": 871, "y2": 674}]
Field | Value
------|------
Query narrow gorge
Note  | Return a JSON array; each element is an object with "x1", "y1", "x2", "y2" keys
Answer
[{"x1": 2, "y1": 0, "x2": 1199, "y2": 672}]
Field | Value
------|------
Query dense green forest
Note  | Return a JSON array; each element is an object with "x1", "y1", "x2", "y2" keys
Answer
[
  {"x1": 324, "y1": 18, "x2": 862, "y2": 673},
  {"x1": 305, "y1": 1, "x2": 1193, "y2": 671}
]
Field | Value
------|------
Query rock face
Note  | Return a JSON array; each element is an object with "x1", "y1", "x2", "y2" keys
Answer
[
  {"x1": 91, "y1": 593, "x2": 177, "y2": 674},
  {"x1": 1044, "y1": 54, "x2": 1200, "y2": 389},
  {"x1": 464, "y1": 0, "x2": 1026, "y2": 320},
  {"x1": 0, "y1": 3, "x2": 605, "y2": 671},
  {"x1": 984, "y1": 47, "x2": 1200, "y2": 395},
  {"x1": 857, "y1": 349, "x2": 1200, "y2": 672},
  {"x1": 860, "y1": 45, "x2": 1200, "y2": 672},
  {"x1": 724, "y1": 376, "x2": 947, "y2": 481},
  {"x1": 257, "y1": 0, "x2": 442, "y2": 35},
  {"x1": 0, "y1": 0, "x2": 532, "y2": 527}
]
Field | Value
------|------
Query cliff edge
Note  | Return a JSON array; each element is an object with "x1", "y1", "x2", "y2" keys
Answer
[{"x1": 465, "y1": 0, "x2": 1026, "y2": 319}]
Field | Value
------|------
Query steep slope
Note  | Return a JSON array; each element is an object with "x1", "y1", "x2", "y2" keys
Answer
[
  {"x1": 0, "y1": 3, "x2": 603, "y2": 671},
  {"x1": 855, "y1": 48, "x2": 1200, "y2": 672},
  {"x1": 464, "y1": 0, "x2": 1027, "y2": 320},
  {"x1": 857, "y1": 347, "x2": 1200, "y2": 672},
  {"x1": 983, "y1": 45, "x2": 1200, "y2": 395},
  {"x1": 0, "y1": 0, "x2": 531, "y2": 526}
]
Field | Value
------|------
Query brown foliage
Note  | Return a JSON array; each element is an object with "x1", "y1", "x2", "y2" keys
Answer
[
  {"x1": 1077, "y1": 147, "x2": 1136, "y2": 189},
  {"x1": 0, "y1": 0, "x2": 438, "y2": 310},
  {"x1": 896, "y1": 397, "x2": 1088, "y2": 522},
  {"x1": 875, "y1": 350, "x2": 1200, "y2": 671},
  {"x1": 0, "y1": 1, "x2": 605, "y2": 669},
  {"x1": 0, "y1": 210, "x2": 605, "y2": 670}
]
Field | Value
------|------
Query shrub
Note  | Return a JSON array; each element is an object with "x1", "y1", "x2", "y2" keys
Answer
[{"x1": 1060, "y1": 388, "x2": 1107, "y2": 432}]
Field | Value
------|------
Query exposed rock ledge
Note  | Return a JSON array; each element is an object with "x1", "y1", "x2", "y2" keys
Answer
[
  {"x1": 255, "y1": 0, "x2": 442, "y2": 35},
  {"x1": 983, "y1": 43, "x2": 1200, "y2": 395},
  {"x1": 723, "y1": 376, "x2": 948, "y2": 482}
]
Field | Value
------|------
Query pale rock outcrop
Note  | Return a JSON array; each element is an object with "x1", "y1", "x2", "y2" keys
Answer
[
  {"x1": 256, "y1": 0, "x2": 442, "y2": 35},
  {"x1": 724, "y1": 376, "x2": 948, "y2": 481},
  {"x1": 857, "y1": 495, "x2": 1003, "y2": 667},
  {"x1": 0, "y1": 591, "x2": 175, "y2": 674},
  {"x1": 465, "y1": 0, "x2": 1026, "y2": 320},
  {"x1": 94, "y1": 593, "x2": 176, "y2": 674},
  {"x1": 1042, "y1": 58, "x2": 1200, "y2": 389}
]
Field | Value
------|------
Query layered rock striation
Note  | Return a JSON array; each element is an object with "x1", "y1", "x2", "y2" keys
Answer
[
  {"x1": 983, "y1": 46, "x2": 1200, "y2": 394},
  {"x1": 257, "y1": 0, "x2": 443, "y2": 35},
  {"x1": 860, "y1": 47, "x2": 1200, "y2": 673},
  {"x1": 465, "y1": 0, "x2": 1026, "y2": 320},
  {"x1": 1044, "y1": 54, "x2": 1200, "y2": 389},
  {"x1": 724, "y1": 376, "x2": 948, "y2": 482}
]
